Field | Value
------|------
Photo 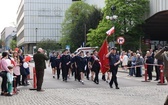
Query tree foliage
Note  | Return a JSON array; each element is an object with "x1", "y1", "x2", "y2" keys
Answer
[
  {"x1": 0, "y1": 39, "x2": 2, "y2": 48},
  {"x1": 61, "y1": 1, "x2": 103, "y2": 52},
  {"x1": 37, "y1": 39, "x2": 62, "y2": 53},
  {"x1": 10, "y1": 35, "x2": 17, "y2": 50},
  {"x1": 10, "y1": 40, "x2": 17, "y2": 50},
  {"x1": 87, "y1": 0, "x2": 149, "y2": 51}
]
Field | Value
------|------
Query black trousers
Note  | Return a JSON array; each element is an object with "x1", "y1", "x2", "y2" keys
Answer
[
  {"x1": 147, "y1": 65, "x2": 153, "y2": 80},
  {"x1": 136, "y1": 67, "x2": 141, "y2": 77},
  {"x1": 155, "y1": 66, "x2": 160, "y2": 80},
  {"x1": 56, "y1": 67, "x2": 60, "y2": 79},
  {"x1": 62, "y1": 65, "x2": 68, "y2": 81},
  {"x1": 21, "y1": 75, "x2": 27, "y2": 85},
  {"x1": 36, "y1": 69, "x2": 44, "y2": 91},
  {"x1": 77, "y1": 69, "x2": 80, "y2": 81},
  {"x1": 1, "y1": 71, "x2": 7, "y2": 93},
  {"x1": 86, "y1": 67, "x2": 90, "y2": 79},
  {"x1": 109, "y1": 65, "x2": 118, "y2": 87},
  {"x1": 94, "y1": 69, "x2": 99, "y2": 83}
]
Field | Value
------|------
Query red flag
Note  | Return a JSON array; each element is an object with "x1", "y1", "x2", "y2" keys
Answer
[
  {"x1": 98, "y1": 40, "x2": 110, "y2": 74},
  {"x1": 106, "y1": 26, "x2": 115, "y2": 36}
]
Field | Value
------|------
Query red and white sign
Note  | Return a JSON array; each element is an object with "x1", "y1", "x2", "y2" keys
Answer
[{"x1": 117, "y1": 36, "x2": 125, "y2": 45}]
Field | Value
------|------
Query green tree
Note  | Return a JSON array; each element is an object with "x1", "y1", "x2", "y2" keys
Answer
[
  {"x1": 0, "y1": 39, "x2": 2, "y2": 48},
  {"x1": 87, "y1": 0, "x2": 149, "y2": 51},
  {"x1": 10, "y1": 40, "x2": 17, "y2": 50},
  {"x1": 61, "y1": 1, "x2": 102, "y2": 52},
  {"x1": 37, "y1": 38, "x2": 62, "y2": 54},
  {"x1": 10, "y1": 35, "x2": 17, "y2": 50}
]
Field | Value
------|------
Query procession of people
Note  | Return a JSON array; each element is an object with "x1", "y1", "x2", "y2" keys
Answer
[{"x1": 1, "y1": 45, "x2": 168, "y2": 96}]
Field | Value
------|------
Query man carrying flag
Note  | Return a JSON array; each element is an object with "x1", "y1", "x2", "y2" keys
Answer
[
  {"x1": 98, "y1": 40, "x2": 110, "y2": 81},
  {"x1": 106, "y1": 26, "x2": 115, "y2": 36}
]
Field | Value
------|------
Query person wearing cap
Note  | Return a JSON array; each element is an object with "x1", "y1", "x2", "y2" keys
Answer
[
  {"x1": 106, "y1": 47, "x2": 120, "y2": 89},
  {"x1": 33, "y1": 48, "x2": 48, "y2": 92}
]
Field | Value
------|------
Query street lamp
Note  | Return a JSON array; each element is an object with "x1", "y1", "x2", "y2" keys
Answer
[
  {"x1": 35, "y1": 28, "x2": 38, "y2": 45},
  {"x1": 106, "y1": 5, "x2": 118, "y2": 47}
]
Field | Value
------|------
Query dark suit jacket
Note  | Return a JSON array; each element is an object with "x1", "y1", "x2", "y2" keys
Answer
[{"x1": 33, "y1": 51, "x2": 49, "y2": 70}]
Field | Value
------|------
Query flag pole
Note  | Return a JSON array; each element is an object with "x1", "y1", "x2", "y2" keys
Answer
[{"x1": 105, "y1": 35, "x2": 109, "y2": 40}]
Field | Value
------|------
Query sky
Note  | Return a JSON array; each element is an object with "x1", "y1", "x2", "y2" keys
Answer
[{"x1": 0, "y1": 0, "x2": 20, "y2": 32}]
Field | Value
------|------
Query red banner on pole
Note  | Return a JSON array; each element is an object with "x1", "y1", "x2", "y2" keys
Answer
[{"x1": 98, "y1": 40, "x2": 109, "y2": 74}]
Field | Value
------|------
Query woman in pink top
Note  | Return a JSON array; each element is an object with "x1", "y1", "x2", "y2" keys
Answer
[
  {"x1": 13, "y1": 51, "x2": 20, "y2": 88},
  {"x1": 0, "y1": 52, "x2": 11, "y2": 96}
]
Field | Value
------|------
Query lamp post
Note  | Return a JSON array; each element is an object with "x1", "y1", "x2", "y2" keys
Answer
[
  {"x1": 35, "y1": 28, "x2": 38, "y2": 45},
  {"x1": 106, "y1": 5, "x2": 117, "y2": 47},
  {"x1": 33, "y1": 28, "x2": 38, "y2": 54},
  {"x1": 84, "y1": 23, "x2": 86, "y2": 47}
]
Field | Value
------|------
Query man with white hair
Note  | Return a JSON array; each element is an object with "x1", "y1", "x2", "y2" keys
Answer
[{"x1": 33, "y1": 48, "x2": 48, "y2": 92}]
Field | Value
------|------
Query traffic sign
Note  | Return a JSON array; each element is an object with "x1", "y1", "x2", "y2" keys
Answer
[{"x1": 117, "y1": 36, "x2": 125, "y2": 45}]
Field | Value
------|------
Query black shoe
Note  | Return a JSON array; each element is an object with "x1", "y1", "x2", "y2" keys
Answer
[
  {"x1": 116, "y1": 87, "x2": 120, "y2": 89},
  {"x1": 80, "y1": 81, "x2": 84, "y2": 85},
  {"x1": 109, "y1": 83, "x2": 113, "y2": 88},
  {"x1": 1, "y1": 92, "x2": 4, "y2": 96},
  {"x1": 154, "y1": 79, "x2": 159, "y2": 81},
  {"x1": 6, "y1": 93, "x2": 12, "y2": 96},
  {"x1": 53, "y1": 76, "x2": 55, "y2": 78},
  {"x1": 158, "y1": 81, "x2": 165, "y2": 83},
  {"x1": 37, "y1": 89, "x2": 45, "y2": 92}
]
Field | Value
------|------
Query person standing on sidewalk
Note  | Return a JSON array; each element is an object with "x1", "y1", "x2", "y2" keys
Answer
[
  {"x1": 145, "y1": 51, "x2": 153, "y2": 80},
  {"x1": 33, "y1": 48, "x2": 48, "y2": 92},
  {"x1": 106, "y1": 47, "x2": 120, "y2": 89},
  {"x1": 0, "y1": 52, "x2": 12, "y2": 96},
  {"x1": 155, "y1": 46, "x2": 168, "y2": 105},
  {"x1": 155, "y1": 46, "x2": 168, "y2": 83}
]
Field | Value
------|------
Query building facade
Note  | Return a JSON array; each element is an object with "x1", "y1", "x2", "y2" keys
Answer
[
  {"x1": 16, "y1": 0, "x2": 168, "y2": 53},
  {"x1": 17, "y1": 0, "x2": 72, "y2": 54},
  {"x1": 0, "y1": 27, "x2": 16, "y2": 51},
  {"x1": 149, "y1": 0, "x2": 168, "y2": 17}
]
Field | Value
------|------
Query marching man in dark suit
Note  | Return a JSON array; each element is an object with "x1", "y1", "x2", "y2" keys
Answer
[
  {"x1": 33, "y1": 48, "x2": 48, "y2": 92},
  {"x1": 106, "y1": 47, "x2": 120, "y2": 89}
]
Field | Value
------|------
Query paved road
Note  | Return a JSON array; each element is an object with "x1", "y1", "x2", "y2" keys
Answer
[{"x1": 0, "y1": 62, "x2": 168, "y2": 105}]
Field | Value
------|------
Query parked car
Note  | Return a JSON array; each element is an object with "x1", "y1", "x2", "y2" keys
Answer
[{"x1": 74, "y1": 47, "x2": 98, "y2": 56}]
